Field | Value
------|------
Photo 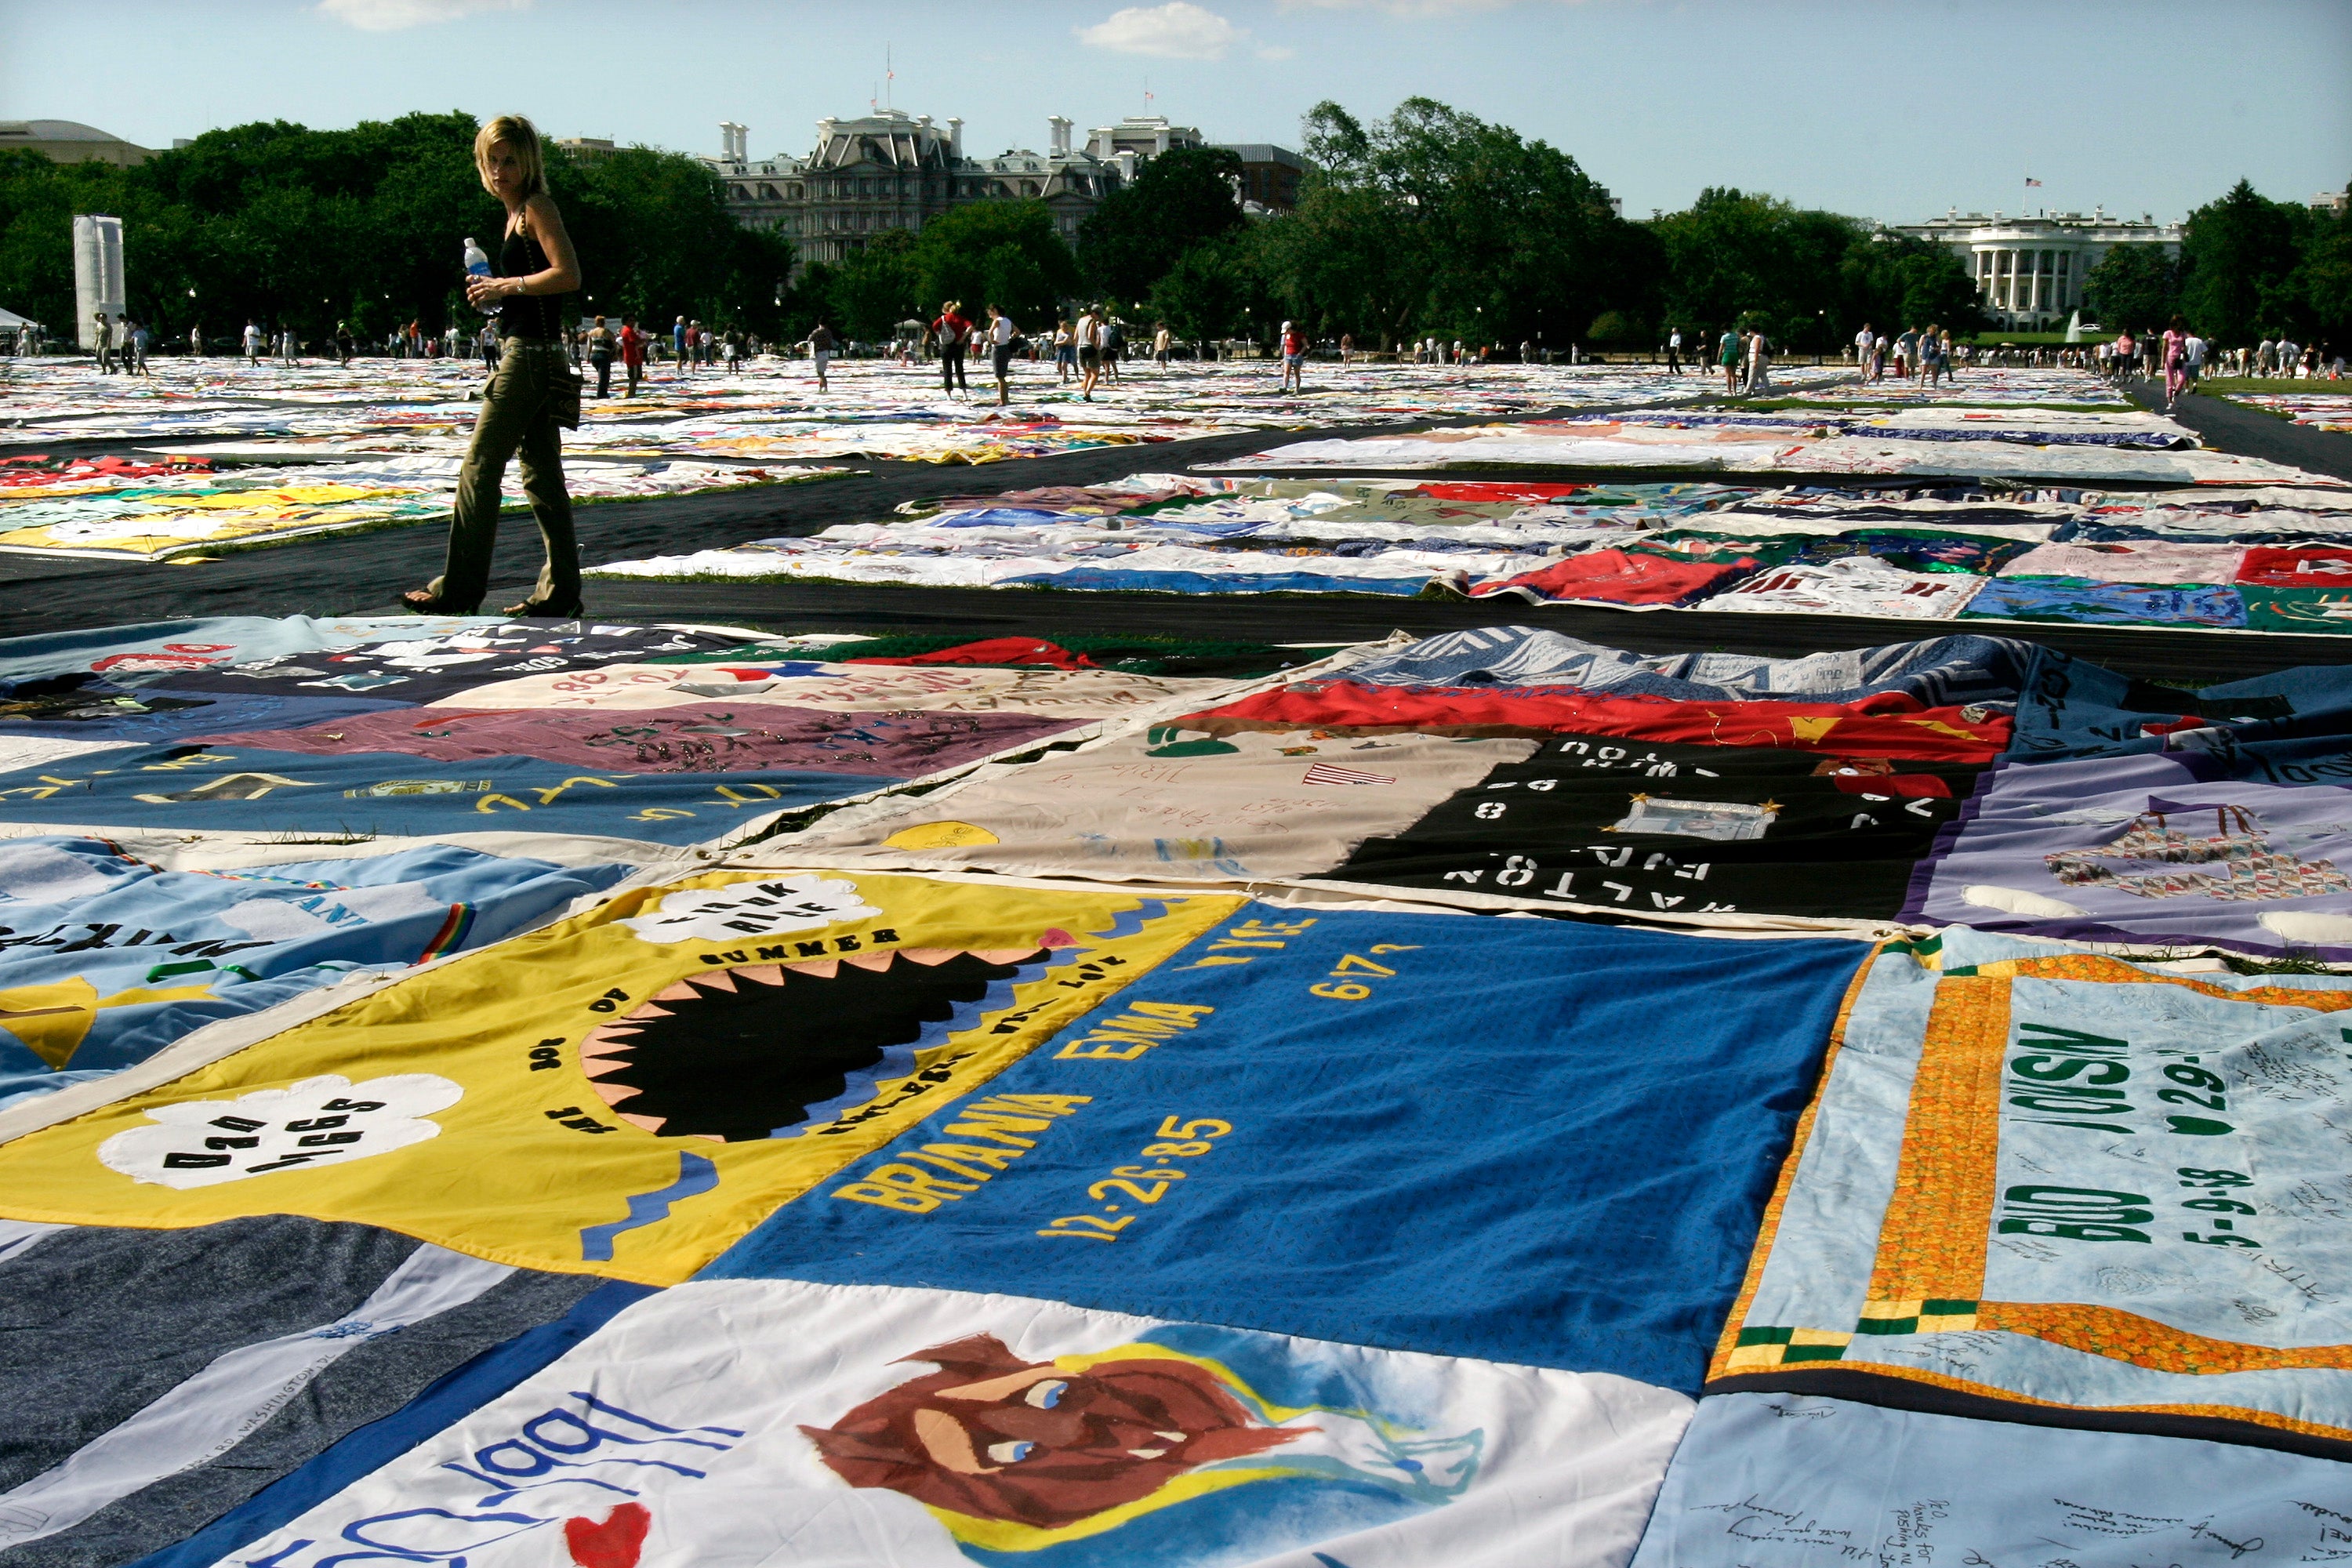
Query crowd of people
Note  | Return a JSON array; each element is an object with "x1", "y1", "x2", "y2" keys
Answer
[{"x1": 17, "y1": 280, "x2": 2350, "y2": 416}]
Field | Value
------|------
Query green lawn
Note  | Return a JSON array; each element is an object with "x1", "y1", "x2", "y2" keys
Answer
[{"x1": 2196, "y1": 376, "x2": 2352, "y2": 397}]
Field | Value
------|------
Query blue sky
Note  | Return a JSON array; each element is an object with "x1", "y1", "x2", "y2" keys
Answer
[{"x1": 6, "y1": 0, "x2": 2347, "y2": 223}]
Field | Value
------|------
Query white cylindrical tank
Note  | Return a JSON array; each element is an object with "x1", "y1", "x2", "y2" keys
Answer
[{"x1": 72, "y1": 214, "x2": 125, "y2": 349}]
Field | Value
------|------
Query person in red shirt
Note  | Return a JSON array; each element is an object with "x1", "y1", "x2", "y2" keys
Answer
[
  {"x1": 934, "y1": 300, "x2": 971, "y2": 397},
  {"x1": 1279, "y1": 321, "x2": 1307, "y2": 391},
  {"x1": 618, "y1": 315, "x2": 648, "y2": 397}
]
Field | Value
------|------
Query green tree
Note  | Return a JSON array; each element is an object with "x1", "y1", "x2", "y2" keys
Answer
[
  {"x1": 2084, "y1": 245, "x2": 2180, "y2": 332},
  {"x1": 1147, "y1": 235, "x2": 1261, "y2": 346},
  {"x1": 2180, "y1": 179, "x2": 2305, "y2": 341},
  {"x1": 2291, "y1": 182, "x2": 2352, "y2": 345},
  {"x1": 1076, "y1": 145, "x2": 1244, "y2": 300},
  {"x1": 0, "y1": 114, "x2": 792, "y2": 346},
  {"x1": 1250, "y1": 97, "x2": 1642, "y2": 350},
  {"x1": 1838, "y1": 233, "x2": 1987, "y2": 339},
  {"x1": 909, "y1": 201, "x2": 1080, "y2": 328},
  {"x1": 557, "y1": 143, "x2": 793, "y2": 334},
  {"x1": 1247, "y1": 184, "x2": 1416, "y2": 348},
  {"x1": 826, "y1": 229, "x2": 919, "y2": 341},
  {"x1": 1648, "y1": 189, "x2": 1978, "y2": 352}
]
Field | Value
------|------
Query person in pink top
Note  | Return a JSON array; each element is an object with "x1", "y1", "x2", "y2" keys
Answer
[{"x1": 2161, "y1": 314, "x2": 2190, "y2": 412}]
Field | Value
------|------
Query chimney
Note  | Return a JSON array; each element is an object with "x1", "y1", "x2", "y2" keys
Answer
[
  {"x1": 1048, "y1": 115, "x2": 1072, "y2": 156},
  {"x1": 1092, "y1": 126, "x2": 1115, "y2": 159},
  {"x1": 1116, "y1": 151, "x2": 1135, "y2": 183},
  {"x1": 947, "y1": 116, "x2": 964, "y2": 159},
  {"x1": 735, "y1": 124, "x2": 749, "y2": 161}
]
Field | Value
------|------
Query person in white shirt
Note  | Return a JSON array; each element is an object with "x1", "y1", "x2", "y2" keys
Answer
[
  {"x1": 242, "y1": 321, "x2": 262, "y2": 365},
  {"x1": 985, "y1": 303, "x2": 1018, "y2": 406},
  {"x1": 1154, "y1": 323, "x2": 1172, "y2": 368}
]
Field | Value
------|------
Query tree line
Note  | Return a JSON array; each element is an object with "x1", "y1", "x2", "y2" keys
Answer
[
  {"x1": 0, "y1": 112, "x2": 791, "y2": 343},
  {"x1": 799, "y1": 98, "x2": 1991, "y2": 354},
  {"x1": 2083, "y1": 180, "x2": 2351, "y2": 344},
  {"x1": 2, "y1": 103, "x2": 2343, "y2": 353}
]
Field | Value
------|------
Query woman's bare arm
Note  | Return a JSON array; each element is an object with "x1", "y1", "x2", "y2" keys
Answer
[{"x1": 485, "y1": 194, "x2": 581, "y2": 299}]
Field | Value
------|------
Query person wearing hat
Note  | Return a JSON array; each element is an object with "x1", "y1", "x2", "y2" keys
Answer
[{"x1": 1279, "y1": 319, "x2": 1307, "y2": 391}]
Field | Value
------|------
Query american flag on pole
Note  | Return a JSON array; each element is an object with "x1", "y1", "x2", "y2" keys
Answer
[{"x1": 1303, "y1": 762, "x2": 1396, "y2": 787}]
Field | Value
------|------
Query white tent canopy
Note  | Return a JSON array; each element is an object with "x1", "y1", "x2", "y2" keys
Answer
[{"x1": 0, "y1": 306, "x2": 39, "y2": 330}]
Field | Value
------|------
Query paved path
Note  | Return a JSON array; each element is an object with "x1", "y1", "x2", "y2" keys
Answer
[{"x1": 2127, "y1": 377, "x2": 2352, "y2": 482}]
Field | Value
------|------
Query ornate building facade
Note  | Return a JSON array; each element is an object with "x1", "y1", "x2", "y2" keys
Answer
[
  {"x1": 706, "y1": 112, "x2": 1295, "y2": 270},
  {"x1": 1886, "y1": 208, "x2": 2183, "y2": 331}
]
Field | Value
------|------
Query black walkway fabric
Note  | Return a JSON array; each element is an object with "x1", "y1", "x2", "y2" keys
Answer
[{"x1": 8, "y1": 379, "x2": 2349, "y2": 681}]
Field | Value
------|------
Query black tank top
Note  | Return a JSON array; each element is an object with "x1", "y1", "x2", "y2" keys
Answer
[{"x1": 499, "y1": 223, "x2": 563, "y2": 341}]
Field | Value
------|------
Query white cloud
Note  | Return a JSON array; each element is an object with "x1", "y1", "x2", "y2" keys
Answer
[
  {"x1": 1256, "y1": 42, "x2": 1299, "y2": 58},
  {"x1": 1078, "y1": 2, "x2": 1249, "y2": 60},
  {"x1": 620, "y1": 876, "x2": 882, "y2": 946},
  {"x1": 318, "y1": 0, "x2": 530, "y2": 32},
  {"x1": 101, "y1": 1074, "x2": 461, "y2": 1189},
  {"x1": 1279, "y1": 0, "x2": 1545, "y2": 13}
]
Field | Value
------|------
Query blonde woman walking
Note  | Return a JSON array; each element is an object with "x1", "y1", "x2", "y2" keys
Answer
[{"x1": 401, "y1": 114, "x2": 583, "y2": 617}]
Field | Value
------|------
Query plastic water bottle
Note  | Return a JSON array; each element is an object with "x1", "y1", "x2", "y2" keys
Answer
[{"x1": 464, "y1": 238, "x2": 499, "y2": 318}]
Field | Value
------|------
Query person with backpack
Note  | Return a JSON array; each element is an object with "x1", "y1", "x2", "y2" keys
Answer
[
  {"x1": 933, "y1": 300, "x2": 971, "y2": 396},
  {"x1": 586, "y1": 314, "x2": 615, "y2": 396}
]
